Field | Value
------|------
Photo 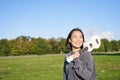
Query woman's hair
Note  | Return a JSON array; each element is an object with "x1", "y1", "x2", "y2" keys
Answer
[{"x1": 65, "y1": 28, "x2": 85, "y2": 50}]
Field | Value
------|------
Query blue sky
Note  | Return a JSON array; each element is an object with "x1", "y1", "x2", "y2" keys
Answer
[{"x1": 0, "y1": 0, "x2": 120, "y2": 41}]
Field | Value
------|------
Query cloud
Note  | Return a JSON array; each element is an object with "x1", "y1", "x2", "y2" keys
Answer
[
  {"x1": 83, "y1": 28, "x2": 114, "y2": 41},
  {"x1": 83, "y1": 28, "x2": 100, "y2": 41},
  {"x1": 99, "y1": 31, "x2": 114, "y2": 41}
]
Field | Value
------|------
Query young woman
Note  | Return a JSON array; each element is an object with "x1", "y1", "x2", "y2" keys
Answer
[{"x1": 63, "y1": 28, "x2": 96, "y2": 80}]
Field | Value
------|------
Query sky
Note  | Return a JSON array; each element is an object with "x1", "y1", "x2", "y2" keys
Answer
[{"x1": 0, "y1": 0, "x2": 120, "y2": 41}]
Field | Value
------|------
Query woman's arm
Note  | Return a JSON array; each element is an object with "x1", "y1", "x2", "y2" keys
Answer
[
  {"x1": 63, "y1": 57, "x2": 68, "y2": 80},
  {"x1": 73, "y1": 51, "x2": 94, "y2": 80}
]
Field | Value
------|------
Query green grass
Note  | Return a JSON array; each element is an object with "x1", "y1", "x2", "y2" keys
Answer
[
  {"x1": 0, "y1": 54, "x2": 120, "y2": 80},
  {"x1": 93, "y1": 55, "x2": 120, "y2": 80}
]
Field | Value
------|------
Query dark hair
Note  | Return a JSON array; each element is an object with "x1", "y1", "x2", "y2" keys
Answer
[{"x1": 65, "y1": 28, "x2": 85, "y2": 50}]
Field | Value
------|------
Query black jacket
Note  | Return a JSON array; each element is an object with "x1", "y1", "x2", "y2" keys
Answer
[{"x1": 63, "y1": 51, "x2": 96, "y2": 80}]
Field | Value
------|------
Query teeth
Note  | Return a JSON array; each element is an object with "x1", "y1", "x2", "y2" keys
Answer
[{"x1": 75, "y1": 42, "x2": 80, "y2": 44}]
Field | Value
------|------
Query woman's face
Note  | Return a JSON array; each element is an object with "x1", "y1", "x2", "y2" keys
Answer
[{"x1": 69, "y1": 30, "x2": 83, "y2": 49}]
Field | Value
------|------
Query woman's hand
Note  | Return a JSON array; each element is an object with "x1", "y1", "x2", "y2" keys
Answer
[{"x1": 72, "y1": 51, "x2": 80, "y2": 59}]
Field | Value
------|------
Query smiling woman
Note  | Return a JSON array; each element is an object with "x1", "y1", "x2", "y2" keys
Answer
[{"x1": 63, "y1": 28, "x2": 96, "y2": 80}]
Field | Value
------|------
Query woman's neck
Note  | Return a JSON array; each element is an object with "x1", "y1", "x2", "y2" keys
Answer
[{"x1": 72, "y1": 48, "x2": 80, "y2": 53}]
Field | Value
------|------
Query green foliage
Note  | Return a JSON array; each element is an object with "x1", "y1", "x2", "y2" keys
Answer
[
  {"x1": 111, "y1": 40, "x2": 119, "y2": 51},
  {"x1": 95, "y1": 39, "x2": 120, "y2": 52},
  {"x1": 0, "y1": 39, "x2": 10, "y2": 56},
  {"x1": 101, "y1": 39, "x2": 111, "y2": 52},
  {"x1": 118, "y1": 40, "x2": 120, "y2": 51},
  {"x1": 57, "y1": 37, "x2": 67, "y2": 54},
  {"x1": 36, "y1": 38, "x2": 52, "y2": 55},
  {"x1": 0, "y1": 36, "x2": 120, "y2": 56},
  {"x1": 94, "y1": 40, "x2": 105, "y2": 52},
  {"x1": 48, "y1": 38, "x2": 59, "y2": 53}
]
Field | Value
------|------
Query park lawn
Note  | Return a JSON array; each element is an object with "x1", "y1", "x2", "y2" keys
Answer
[
  {"x1": 0, "y1": 54, "x2": 120, "y2": 80},
  {"x1": 94, "y1": 55, "x2": 120, "y2": 80}
]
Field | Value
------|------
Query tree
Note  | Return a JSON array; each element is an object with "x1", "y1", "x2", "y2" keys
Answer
[
  {"x1": 9, "y1": 36, "x2": 31, "y2": 55},
  {"x1": 118, "y1": 40, "x2": 120, "y2": 51},
  {"x1": 94, "y1": 39, "x2": 105, "y2": 52},
  {"x1": 110, "y1": 40, "x2": 119, "y2": 51},
  {"x1": 101, "y1": 39, "x2": 111, "y2": 52},
  {"x1": 35, "y1": 37, "x2": 52, "y2": 55},
  {"x1": 0, "y1": 39, "x2": 10, "y2": 56},
  {"x1": 57, "y1": 37, "x2": 67, "y2": 54},
  {"x1": 48, "y1": 38, "x2": 58, "y2": 53},
  {"x1": 1, "y1": 35, "x2": 120, "y2": 56}
]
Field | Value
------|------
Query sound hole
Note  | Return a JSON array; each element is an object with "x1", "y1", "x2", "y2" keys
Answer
[
  {"x1": 96, "y1": 39, "x2": 99, "y2": 44},
  {"x1": 89, "y1": 43, "x2": 92, "y2": 48}
]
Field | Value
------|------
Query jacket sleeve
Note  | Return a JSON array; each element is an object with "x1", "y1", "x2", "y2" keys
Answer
[
  {"x1": 72, "y1": 51, "x2": 94, "y2": 80},
  {"x1": 63, "y1": 69, "x2": 66, "y2": 80},
  {"x1": 63, "y1": 63, "x2": 66, "y2": 80}
]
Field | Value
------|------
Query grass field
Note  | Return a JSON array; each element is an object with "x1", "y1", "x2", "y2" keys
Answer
[{"x1": 0, "y1": 54, "x2": 120, "y2": 80}]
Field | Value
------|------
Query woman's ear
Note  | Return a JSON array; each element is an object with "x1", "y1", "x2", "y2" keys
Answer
[{"x1": 69, "y1": 39, "x2": 71, "y2": 43}]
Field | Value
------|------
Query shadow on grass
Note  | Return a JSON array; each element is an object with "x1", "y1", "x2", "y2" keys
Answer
[
  {"x1": 0, "y1": 71, "x2": 11, "y2": 79},
  {"x1": 92, "y1": 52, "x2": 120, "y2": 56}
]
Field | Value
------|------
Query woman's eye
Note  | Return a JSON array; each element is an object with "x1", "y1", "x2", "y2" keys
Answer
[
  {"x1": 72, "y1": 36, "x2": 77, "y2": 38},
  {"x1": 79, "y1": 36, "x2": 82, "y2": 38}
]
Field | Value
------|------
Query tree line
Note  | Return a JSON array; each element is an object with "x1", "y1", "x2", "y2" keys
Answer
[{"x1": 0, "y1": 36, "x2": 120, "y2": 56}]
